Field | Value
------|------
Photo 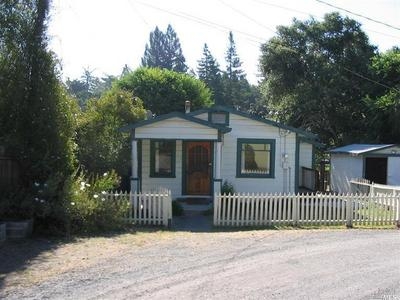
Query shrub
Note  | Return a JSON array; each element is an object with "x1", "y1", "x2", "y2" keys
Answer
[
  {"x1": 64, "y1": 170, "x2": 129, "y2": 234},
  {"x1": 172, "y1": 200, "x2": 184, "y2": 216},
  {"x1": 221, "y1": 180, "x2": 235, "y2": 195}
]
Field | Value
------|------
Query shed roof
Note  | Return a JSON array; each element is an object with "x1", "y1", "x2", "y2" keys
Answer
[{"x1": 328, "y1": 144, "x2": 396, "y2": 155}]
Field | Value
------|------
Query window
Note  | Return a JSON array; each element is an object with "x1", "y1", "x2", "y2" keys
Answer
[
  {"x1": 236, "y1": 139, "x2": 275, "y2": 178},
  {"x1": 209, "y1": 111, "x2": 229, "y2": 125},
  {"x1": 150, "y1": 140, "x2": 175, "y2": 177}
]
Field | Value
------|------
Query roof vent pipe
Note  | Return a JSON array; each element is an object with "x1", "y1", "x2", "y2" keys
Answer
[{"x1": 185, "y1": 100, "x2": 191, "y2": 113}]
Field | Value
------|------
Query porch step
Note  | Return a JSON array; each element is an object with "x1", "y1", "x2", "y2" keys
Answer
[{"x1": 177, "y1": 198, "x2": 213, "y2": 214}]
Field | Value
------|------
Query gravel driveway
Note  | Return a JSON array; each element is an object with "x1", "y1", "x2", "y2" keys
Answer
[{"x1": 1, "y1": 229, "x2": 400, "y2": 299}]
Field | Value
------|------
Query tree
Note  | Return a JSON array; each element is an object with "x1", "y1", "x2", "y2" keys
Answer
[
  {"x1": 117, "y1": 67, "x2": 212, "y2": 115},
  {"x1": 77, "y1": 88, "x2": 146, "y2": 186},
  {"x1": 258, "y1": 12, "x2": 376, "y2": 146},
  {"x1": 197, "y1": 43, "x2": 223, "y2": 104},
  {"x1": 220, "y1": 31, "x2": 256, "y2": 109},
  {"x1": 66, "y1": 69, "x2": 116, "y2": 108},
  {"x1": 0, "y1": 0, "x2": 76, "y2": 225},
  {"x1": 365, "y1": 47, "x2": 400, "y2": 142},
  {"x1": 141, "y1": 24, "x2": 188, "y2": 73}
]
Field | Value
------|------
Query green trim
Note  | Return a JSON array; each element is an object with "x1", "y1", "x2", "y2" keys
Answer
[
  {"x1": 150, "y1": 140, "x2": 176, "y2": 178},
  {"x1": 120, "y1": 111, "x2": 231, "y2": 133},
  {"x1": 208, "y1": 111, "x2": 229, "y2": 126},
  {"x1": 298, "y1": 136, "x2": 325, "y2": 148},
  {"x1": 311, "y1": 144, "x2": 316, "y2": 169},
  {"x1": 190, "y1": 105, "x2": 318, "y2": 140},
  {"x1": 295, "y1": 134, "x2": 300, "y2": 193},
  {"x1": 236, "y1": 138, "x2": 276, "y2": 178},
  {"x1": 362, "y1": 153, "x2": 400, "y2": 158}
]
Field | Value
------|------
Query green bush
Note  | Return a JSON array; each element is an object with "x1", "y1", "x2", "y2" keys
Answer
[
  {"x1": 172, "y1": 200, "x2": 184, "y2": 216},
  {"x1": 221, "y1": 180, "x2": 235, "y2": 195},
  {"x1": 64, "y1": 170, "x2": 129, "y2": 234}
]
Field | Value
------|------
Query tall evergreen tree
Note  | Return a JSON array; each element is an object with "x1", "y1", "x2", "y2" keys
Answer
[
  {"x1": 221, "y1": 31, "x2": 253, "y2": 108},
  {"x1": 197, "y1": 43, "x2": 222, "y2": 104},
  {"x1": 141, "y1": 24, "x2": 188, "y2": 73}
]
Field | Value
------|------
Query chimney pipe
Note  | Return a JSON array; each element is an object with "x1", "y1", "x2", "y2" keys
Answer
[{"x1": 185, "y1": 100, "x2": 191, "y2": 113}]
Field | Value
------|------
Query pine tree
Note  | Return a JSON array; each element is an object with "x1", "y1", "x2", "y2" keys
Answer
[
  {"x1": 222, "y1": 31, "x2": 247, "y2": 107},
  {"x1": 141, "y1": 25, "x2": 188, "y2": 73},
  {"x1": 197, "y1": 43, "x2": 222, "y2": 104}
]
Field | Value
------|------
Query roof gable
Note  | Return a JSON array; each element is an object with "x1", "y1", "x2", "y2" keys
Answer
[
  {"x1": 120, "y1": 111, "x2": 231, "y2": 133},
  {"x1": 189, "y1": 105, "x2": 318, "y2": 140}
]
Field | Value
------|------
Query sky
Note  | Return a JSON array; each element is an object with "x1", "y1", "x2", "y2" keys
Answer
[{"x1": 48, "y1": 0, "x2": 400, "y2": 84}]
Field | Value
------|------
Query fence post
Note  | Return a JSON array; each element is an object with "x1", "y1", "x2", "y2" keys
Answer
[
  {"x1": 292, "y1": 194, "x2": 298, "y2": 226},
  {"x1": 346, "y1": 193, "x2": 353, "y2": 228},
  {"x1": 162, "y1": 193, "x2": 168, "y2": 227}
]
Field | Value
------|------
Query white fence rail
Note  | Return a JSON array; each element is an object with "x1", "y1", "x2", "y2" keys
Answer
[
  {"x1": 105, "y1": 190, "x2": 172, "y2": 227},
  {"x1": 350, "y1": 178, "x2": 400, "y2": 196},
  {"x1": 214, "y1": 192, "x2": 400, "y2": 227}
]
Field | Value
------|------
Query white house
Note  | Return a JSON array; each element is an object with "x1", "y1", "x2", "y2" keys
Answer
[
  {"x1": 329, "y1": 144, "x2": 400, "y2": 193},
  {"x1": 121, "y1": 105, "x2": 321, "y2": 199}
]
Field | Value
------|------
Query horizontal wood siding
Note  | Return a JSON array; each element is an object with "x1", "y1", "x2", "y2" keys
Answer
[
  {"x1": 193, "y1": 113, "x2": 208, "y2": 121},
  {"x1": 141, "y1": 140, "x2": 183, "y2": 198},
  {"x1": 221, "y1": 114, "x2": 296, "y2": 193},
  {"x1": 331, "y1": 155, "x2": 363, "y2": 193},
  {"x1": 135, "y1": 117, "x2": 218, "y2": 140}
]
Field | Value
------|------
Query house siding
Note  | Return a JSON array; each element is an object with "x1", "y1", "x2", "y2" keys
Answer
[
  {"x1": 330, "y1": 154, "x2": 363, "y2": 193},
  {"x1": 135, "y1": 117, "x2": 218, "y2": 140},
  {"x1": 387, "y1": 157, "x2": 400, "y2": 186},
  {"x1": 220, "y1": 114, "x2": 296, "y2": 193},
  {"x1": 141, "y1": 140, "x2": 183, "y2": 198}
]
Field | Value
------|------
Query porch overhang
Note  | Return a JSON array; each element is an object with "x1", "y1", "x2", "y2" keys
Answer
[{"x1": 120, "y1": 111, "x2": 231, "y2": 140}]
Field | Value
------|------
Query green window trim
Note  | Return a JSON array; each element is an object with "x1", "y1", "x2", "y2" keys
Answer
[
  {"x1": 208, "y1": 111, "x2": 229, "y2": 126},
  {"x1": 150, "y1": 140, "x2": 176, "y2": 178},
  {"x1": 236, "y1": 138, "x2": 275, "y2": 178}
]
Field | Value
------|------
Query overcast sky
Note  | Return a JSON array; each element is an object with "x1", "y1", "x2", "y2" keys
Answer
[{"x1": 48, "y1": 0, "x2": 400, "y2": 84}]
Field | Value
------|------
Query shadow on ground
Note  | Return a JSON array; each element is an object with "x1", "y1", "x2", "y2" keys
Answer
[{"x1": 0, "y1": 238, "x2": 64, "y2": 290}]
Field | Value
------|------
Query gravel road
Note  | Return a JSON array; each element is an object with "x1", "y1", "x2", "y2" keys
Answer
[{"x1": 2, "y1": 229, "x2": 400, "y2": 300}]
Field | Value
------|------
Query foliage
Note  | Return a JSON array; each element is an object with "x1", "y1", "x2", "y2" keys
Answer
[
  {"x1": 221, "y1": 180, "x2": 235, "y2": 195},
  {"x1": 66, "y1": 69, "x2": 116, "y2": 108},
  {"x1": 64, "y1": 170, "x2": 129, "y2": 234},
  {"x1": 117, "y1": 67, "x2": 213, "y2": 115},
  {"x1": 0, "y1": 0, "x2": 76, "y2": 227},
  {"x1": 141, "y1": 24, "x2": 188, "y2": 73},
  {"x1": 77, "y1": 88, "x2": 146, "y2": 184},
  {"x1": 364, "y1": 47, "x2": 400, "y2": 142},
  {"x1": 172, "y1": 200, "x2": 184, "y2": 216},
  {"x1": 258, "y1": 12, "x2": 376, "y2": 146},
  {"x1": 197, "y1": 43, "x2": 223, "y2": 104}
]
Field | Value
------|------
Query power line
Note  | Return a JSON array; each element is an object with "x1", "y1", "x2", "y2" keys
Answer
[
  {"x1": 217, "y1": 0, "x2": 277, "y2": 34},
  {"x1": 316, "y1": 0, "x2": 400, "y2": 31}
]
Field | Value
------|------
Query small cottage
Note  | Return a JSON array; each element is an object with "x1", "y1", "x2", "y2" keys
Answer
[
  {"x1": 121, "y1": 105, "x2": 320, "y2": 199},
  {"x1": 329, "y1": 144, "x2": 400, "y2": 193}
]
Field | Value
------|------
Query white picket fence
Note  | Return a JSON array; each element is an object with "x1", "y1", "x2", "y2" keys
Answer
[
  {"x1": 214, "y1": 192, "x2": 400, "y2": 227},
  {"x1": 350, "y1": 178, "x2": 400, "y2": 196},
  {"x1": 104, "y1": 190, "x2": 172, "y2": 227}
]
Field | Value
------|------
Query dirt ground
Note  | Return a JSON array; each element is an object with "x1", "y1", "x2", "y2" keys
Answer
[{"x1": 1, "y1": 228, "x2": 399, "y2": 299}]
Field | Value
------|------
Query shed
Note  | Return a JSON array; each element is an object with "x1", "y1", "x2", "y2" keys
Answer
[{"x1": 329, "y1": 144, "x2": 400, "y2": 193}]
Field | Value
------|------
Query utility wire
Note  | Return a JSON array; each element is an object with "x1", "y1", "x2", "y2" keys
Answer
[
  {"x1": 217, "y1": 0, "x2": 277, "y2": 34},
  {"x1": 316, "y1": 0, "x2": 400, "y2": 31}
]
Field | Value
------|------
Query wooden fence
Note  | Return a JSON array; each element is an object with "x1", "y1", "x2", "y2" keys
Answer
[
  {"x1": 105, "y1": 190, "x2": 172, "y2": 227},
  {"x1": 214, "y1": 192, "x2": 400, "y2": 227},
  {"x1": 350, "y1": 178, "x2": 400, "y2": 196}
]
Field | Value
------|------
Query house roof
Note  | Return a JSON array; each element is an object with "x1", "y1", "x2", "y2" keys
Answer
[
  {"x1": 189, "y1": 105, "x2": 319, "y2": 141},
  {"x1": 120, "y1": 111, "x2": 232, "y2": 133},
  {"x1": 328, "y1": 144, "x2": 397, "y2": 155}
]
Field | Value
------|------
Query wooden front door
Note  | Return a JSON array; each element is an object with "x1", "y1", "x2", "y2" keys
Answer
[{"x1": 185, "y1": 141, "x2": 212, "y2": 195}]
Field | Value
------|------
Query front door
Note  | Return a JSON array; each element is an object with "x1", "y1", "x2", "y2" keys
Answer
[{"x1": 185, "y1": 141, "x2": 212, "y2": 195}]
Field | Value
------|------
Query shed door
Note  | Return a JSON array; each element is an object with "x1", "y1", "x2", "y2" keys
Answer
[
  {"x1": 185, "y1": 142, "x2": 212, "y2": 195},
  {"x1": 365, "y1": 157, "x2": 387, "y2": 184}
]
